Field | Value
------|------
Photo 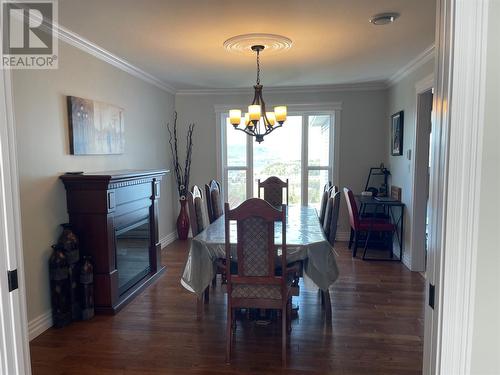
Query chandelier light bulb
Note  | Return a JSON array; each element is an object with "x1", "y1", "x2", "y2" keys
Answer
[
  {"x1": 266, "y1": 112, "x2": 276, "y2": 126},
  {"x1": 248, "y1": 105, "x2": 261, "y2": 122},
  {"x1": 274, "y1": 106, "x2": 287, "y2": 123},
  {"x1": 229, "y1": 109, "x2": 241, "y2": 126},
  {"x1": 244, "y1": 113, "x2": 252, "y2": 127}
]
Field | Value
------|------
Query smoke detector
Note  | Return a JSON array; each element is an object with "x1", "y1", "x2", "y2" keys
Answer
[{"x1": 369, "y1": 13, "x2": 400, "y2": 25}]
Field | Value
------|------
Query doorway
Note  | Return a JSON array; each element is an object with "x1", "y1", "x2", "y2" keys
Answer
[{"x1": 411, "y1": 76, "x2": 434, "y2": 274}]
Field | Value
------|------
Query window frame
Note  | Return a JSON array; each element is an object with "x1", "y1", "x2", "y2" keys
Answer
[{"x1": 215, "y1": 102, "x2": 342, "y2": 206}]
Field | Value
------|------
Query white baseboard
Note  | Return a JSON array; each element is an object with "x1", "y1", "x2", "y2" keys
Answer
[
  {"x1": 402, "y1": 253, "x2": 412, "y2": 270},
  {"x1": 28, "y1": 310, "x2": 52, "y2": 341},
  {"x1": 160, "y1": 231, "x2": 177, "y2": 250}
]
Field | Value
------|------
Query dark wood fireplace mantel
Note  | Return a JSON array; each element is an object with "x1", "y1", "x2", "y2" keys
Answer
[{"x1": 60, "y1": 169, "x2": 168, "y2": 314}]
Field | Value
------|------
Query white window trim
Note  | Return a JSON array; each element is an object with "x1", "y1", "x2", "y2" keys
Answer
[{"x1": 215, "y1": 102, "x2": 342, "y2": 205}]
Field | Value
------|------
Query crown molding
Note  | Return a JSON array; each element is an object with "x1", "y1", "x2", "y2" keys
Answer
[
  {"x1": 388, "y1": 44, "x2": 436, "y2": 86},
  {"x1": 176, "y1": 81, "x2": 388, "y2": 96},
  {"x1": 55, "y1": 24, "x2": 176, "y2": 94}
]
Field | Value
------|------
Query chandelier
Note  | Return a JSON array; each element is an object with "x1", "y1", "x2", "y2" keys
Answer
[{"x1": 228, "y1": 45, "x2": 287, "y2": 143}]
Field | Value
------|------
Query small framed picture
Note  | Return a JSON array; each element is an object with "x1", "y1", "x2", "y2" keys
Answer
[{"x1": 391, "y1": 111, "x2": 404, "y2": 156}]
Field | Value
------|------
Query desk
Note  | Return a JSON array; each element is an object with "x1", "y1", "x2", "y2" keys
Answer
[
  {"x1": 180, "y1": 206, "x2": 339, "y2": 296},
  {"x1": 356, "y1": 196, "x2": 405, "y2": 261}
]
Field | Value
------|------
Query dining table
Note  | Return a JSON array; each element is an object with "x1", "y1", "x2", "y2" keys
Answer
[{"x1": 180, "y1": 205, "x2": 340, "y2": 300}]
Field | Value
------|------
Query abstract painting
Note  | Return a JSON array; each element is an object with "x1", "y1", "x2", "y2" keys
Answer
[{"x1": 67, "y1": 96, "x2": 124, "y2": 155}]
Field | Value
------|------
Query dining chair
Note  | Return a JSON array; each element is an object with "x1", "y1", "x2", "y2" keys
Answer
[
  {"x1": 343, "y1": 187, "x2": 396, "y2": 259},
  {"x1": 205, "y1": 179, "x2": 223, "y2": 223},
  {"x1": 224, "y1": 198, "x2": 293, "y2": 366},
  {"x1": 187, "y1": 185, "x2": 207, "y2": 237},
  {"x1": 187, "y1": 185, "x2": 226, "y2": 305},
  {"x1": 319, "y1": 183, "x2": 333, "y2": 225},
  {"x1": 322, "y1": 191, "x2": 341, "y2": 245},
  {"x1": 257, "y1": 176, "x2": 289, "y2": 207}
]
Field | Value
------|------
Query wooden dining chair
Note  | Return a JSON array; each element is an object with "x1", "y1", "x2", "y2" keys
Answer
[
  {"x1": 319, "y1": 184, "x2": 333, "y2": 225},
  {"x1": 343, "y1": 187, "x2": 396, "y2": 259},
  {"x1": 188, "y1": 185, "x2": 226, "y2": 306},
  {"x1": 257, "y1": 176, "x2": 289, "y2": 207},
  {"x1": 224, "y1": 198, "x2": 293, "y2": 367},
  {"x1": 205, "y1": 179, "x2": 223, "y2": 223},
  {"x1": 322, "y1": 191, "x2": 341, "y2": 245},
  {"x1": 187, "y1": 185, "x2": 207, "y2": 237}
]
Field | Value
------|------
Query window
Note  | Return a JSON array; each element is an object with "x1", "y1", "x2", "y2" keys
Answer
[{"x1": 219, "y1": 104, "x2": 340, "y2": 208}]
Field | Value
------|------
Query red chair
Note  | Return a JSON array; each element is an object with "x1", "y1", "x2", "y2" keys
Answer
[{"x1": 343, "y1": 187, "x2": 396, "y2": 259}]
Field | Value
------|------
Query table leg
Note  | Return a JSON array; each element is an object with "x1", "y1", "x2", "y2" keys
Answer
[
  {"x1": 322, "y1": 290, "x2": 332, "y2": 319},
  {"x1": 204, "y1": 286, "x2": 210, "y2": 304},
  {"x1": 196, "y1": 296, "x2": 203, "y2": 320},
  {"x1": 400, "y1": 206, "x2": 404, "y2": 260}
]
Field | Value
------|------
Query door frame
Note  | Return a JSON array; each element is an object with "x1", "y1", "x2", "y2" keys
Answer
[
  {"x1": 410, "y1": 74, "x2": 434, "y2": 273},
  {"x1": 0, "y1": 68, "x2": 32, "y2": 373},
  {"x1": 423, "y1": 0, "x2": 490, "y2": 374}
]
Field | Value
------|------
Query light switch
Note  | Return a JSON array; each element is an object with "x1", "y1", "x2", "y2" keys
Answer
[{"x1": 407, "y1": 149, "x2": 412, "y2": 160}]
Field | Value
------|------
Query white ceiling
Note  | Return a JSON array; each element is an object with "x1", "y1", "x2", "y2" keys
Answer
[{"x1": 59, "y1": 0, "x2": 436, "y2": 90}]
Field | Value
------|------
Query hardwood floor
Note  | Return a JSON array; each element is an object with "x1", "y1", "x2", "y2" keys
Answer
[{"x1": 30, "y1": 240, "x2": 425, "y2": 374}]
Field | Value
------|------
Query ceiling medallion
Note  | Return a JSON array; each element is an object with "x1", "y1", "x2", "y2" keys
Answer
[{"x1": 223, "y1": 33, "x2": 292, "y2": 56}]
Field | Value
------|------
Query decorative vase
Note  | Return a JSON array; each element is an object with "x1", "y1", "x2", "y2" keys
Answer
[
  {"x1": 57, "y1": 223, "x2": 79, "y2": 263},
  {"x1": 57, "y1": 223, "x2": 80, "y2": 320},
  {"x1": 79, "y1": 256, "x2": 94, "y2": 321},
  {"x1": 49, "y1": 244, "x2": 72, "y2": 328},
  {"x1": 176, "y1": 199, "x2": 190, "y2": 240}
]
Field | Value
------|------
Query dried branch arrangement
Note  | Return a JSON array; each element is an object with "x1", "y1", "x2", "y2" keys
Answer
[{"x1": 167, "y1": 111, "x2": 195, "y2": 200}]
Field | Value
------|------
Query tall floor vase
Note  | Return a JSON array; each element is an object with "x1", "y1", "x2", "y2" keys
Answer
[{"x1": 176, "y1": 199, "x2": 190, "y2": 240}]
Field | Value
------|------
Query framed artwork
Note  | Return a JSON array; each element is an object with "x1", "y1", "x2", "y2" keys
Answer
[
  {"x1": 67, "y1": 96, "x2": 124, "y2": 155},
  {"x1": 391, "y1": 110, "x2": 404, "y2": 156}
]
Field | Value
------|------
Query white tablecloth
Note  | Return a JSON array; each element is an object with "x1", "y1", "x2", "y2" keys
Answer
[{"x1": 180, "y1": 206, "x2": 340, "y2": 296}]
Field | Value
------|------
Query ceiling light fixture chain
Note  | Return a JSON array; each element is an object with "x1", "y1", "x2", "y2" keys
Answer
[{"x1": 256, "y1": 47, "x2": 261, "y2": 85}]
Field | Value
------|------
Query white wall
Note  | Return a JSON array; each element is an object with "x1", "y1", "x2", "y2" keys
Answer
[
  {"x1": 175, "y1": 88, "x2": 388, "y2": 238},
  {"x1": 12, "y1": 42, "x2": 176, "y2": 324},
  {"x1": 470, "y1": 0, "x2": 500, "y2": 372},
  {"x1": 387, "y1": 59, "x2": 434, "y2": 270}
]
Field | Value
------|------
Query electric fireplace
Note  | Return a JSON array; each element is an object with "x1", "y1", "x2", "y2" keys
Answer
[{"x1": 60, "y1": 169, "x2": 168, "y2": 314}]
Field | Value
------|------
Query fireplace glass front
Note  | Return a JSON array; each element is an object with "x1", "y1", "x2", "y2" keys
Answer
[{"x1": 116, "y1": 218, "x2": 151, "y2": 295}]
